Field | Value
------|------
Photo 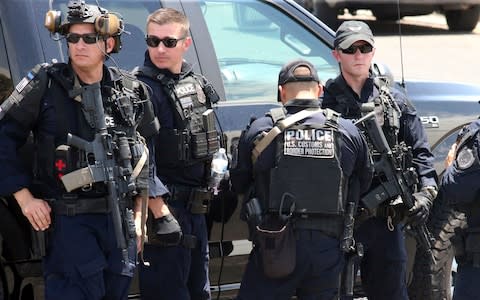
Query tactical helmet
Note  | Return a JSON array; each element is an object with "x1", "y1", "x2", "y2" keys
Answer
[{"x1": 44, "y1": 0, "x2": 123, "y2": 52}]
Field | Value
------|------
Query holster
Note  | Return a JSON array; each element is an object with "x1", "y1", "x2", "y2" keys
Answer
[
  {"x1": 31, "y1": 228, "x2": 48, "y2": 258},
  {"x1": 189, "y1": 188, "x2": 213, "y2": 214},
  {"x1": 169, "y1": 185, "x2": 213, "y2": 214}
]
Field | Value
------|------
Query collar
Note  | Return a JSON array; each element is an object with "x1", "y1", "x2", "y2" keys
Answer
[
  {"x1": 284, "y1": 98, "x2": 321, "y2": 108},
  {"x1": 144, "y1": 50, "x2": 194, "y2": 80},
  {"x1": 336, "y1": 74, "x2": 375, "y2": 103}
]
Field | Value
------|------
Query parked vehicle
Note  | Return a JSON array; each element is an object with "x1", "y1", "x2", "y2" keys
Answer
[
  {"x1": 0, "y1": 0, "x2": 478, "y2": 299},
  {"x1": 298, "y1": 0, "x2": 480, "y2": 32}
]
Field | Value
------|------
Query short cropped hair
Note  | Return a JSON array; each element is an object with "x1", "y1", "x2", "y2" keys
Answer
[{"x1": 146, "y1": 8, "x2": 190, "y2": 37}]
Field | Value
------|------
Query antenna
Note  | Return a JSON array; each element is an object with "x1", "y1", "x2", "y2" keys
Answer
[{"x1": 396, "y1": 0, "x2": 405, "y2": 88}]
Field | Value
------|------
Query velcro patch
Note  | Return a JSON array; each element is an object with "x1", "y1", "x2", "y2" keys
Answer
[
  {"x1": 283, "y1": 128, "x2": 334, "y2": 158},
  {"x1": 175, "y1": 82, "x2": 196, "y2": 98}
]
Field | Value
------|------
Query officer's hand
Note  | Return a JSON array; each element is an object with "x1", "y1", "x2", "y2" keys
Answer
[
  {"x1": 149, "y1": 214, "x2": 183, "y2": 247},
  {"x1": 14, "y1": 189, "x2": 51, "y2": 231},
  {"x1": 210, "y1": 178, "x2": 238, "y2": 223},
  {"x1": 444, "y1": 142, "x2": 457, "y2": 168},
  {"x1": 134, "y1": 210, "x2": 147, "y2": 254},
  {"x1": 407, "y1": 187, "x2": 436, "y2": 226}
]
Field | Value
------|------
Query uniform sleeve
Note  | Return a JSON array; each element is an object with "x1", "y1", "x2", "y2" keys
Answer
[
  {"x1": 146, "y1": 135, "x2": 169, "y2": 198},
  {"x1": 396, "y1": 91, "x2": 438, "y2": 189},
  {"x1": 230, "y1": 117, "x2": 273, "y2": 194},
  {"x1": 0, "y1": 117, "x2": 33, "y2": 196},
  {"x1": 343, "y1": 120, "x2": 373, "y2": 194},
  {"x1": 440, "y1": 127, "x2": 480, "y2": 206},
  {"x1": 230, "y1": 124, "x2": 255, "y2": 194}
]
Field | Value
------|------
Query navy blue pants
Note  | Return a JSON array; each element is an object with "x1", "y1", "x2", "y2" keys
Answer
[
  {"x1": 139, "y1": 201, "x2": 210, "y2": 300},
  {"x1": 349, "y1": 217, "x2": 408, "y2": 300},
  {"x1": 237, "y1": 230, "x2": 343, "y2": 300},
  {"x1": 43, "y1": 213, "x2": 136, "y2": 300},
  {"x1": 453, "y1": 263, "x2": 480, "y2": 300}
]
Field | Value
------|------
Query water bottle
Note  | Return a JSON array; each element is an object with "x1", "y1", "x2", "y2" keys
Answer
[{"x1": 209, "y1": 148, "x2": 228, "y2": 195}]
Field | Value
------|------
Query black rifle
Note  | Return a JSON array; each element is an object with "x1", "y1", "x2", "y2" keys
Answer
[
  {"x1": 355, "y1": 107, "x2": 435, "y2": 264},
  {"x1": 61, "y1": 82, "x2": 136, "y2": 267}
]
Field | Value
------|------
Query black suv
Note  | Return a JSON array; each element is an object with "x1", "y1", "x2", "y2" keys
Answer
[{"x1": 0, "y1": 0, "x2": 479, "y2": 299}]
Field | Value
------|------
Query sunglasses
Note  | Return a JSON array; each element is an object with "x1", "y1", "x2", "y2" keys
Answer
[
  {"x1": 66, "y1": 33, "x2": 100, "y2": 44},
  {"x1": 145, "y1": 35, "x2": 186, "y2": 48},
  {"x1": 340, "y1": 44, "x2": 374, "y2": 54}
]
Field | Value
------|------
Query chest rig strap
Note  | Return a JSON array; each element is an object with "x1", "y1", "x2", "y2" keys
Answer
[{"x1": 252, "y1": 107, "x2": 334, "y2": 164}]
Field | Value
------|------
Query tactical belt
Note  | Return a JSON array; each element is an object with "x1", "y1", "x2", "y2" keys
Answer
[
  {"x1": 52, "y1": 195, "x2": 110, "y2": 216},
  {"x1": 167, "y1": 185, "x2": 213, "y2": 214},
  {"x1": 294, "y1": 216, "x2": 344, "y2": 239},
  {"x1": 294, "y1": 228, "x2": 333, "y2": 240},
  {"x1": 355, "y1": 204, "x2": 401, "y2": 229}
]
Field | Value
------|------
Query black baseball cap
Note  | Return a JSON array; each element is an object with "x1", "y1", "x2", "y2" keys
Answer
[
  {"x1": 278, "y1": 59, "x2": 320, "y2": 86},
  {"x1": 334, "y1": 20, "x2": 375, "y2": 49}
]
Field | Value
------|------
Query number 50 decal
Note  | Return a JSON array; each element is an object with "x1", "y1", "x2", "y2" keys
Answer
[{"x1": 420, "y1": 116, "x2": 439, "y2": 128}]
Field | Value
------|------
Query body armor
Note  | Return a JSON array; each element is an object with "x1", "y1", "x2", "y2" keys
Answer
[
  {"x1": 7, "y1": 62, "x2": 152, "y2": 203},
  {"x1": 135, "y1": 66, "x2": 220, "y2": 168},
  {"x1": 325, "y1": 77, "x2": 410, "y2": 210},
  {"x1": 268, "y1": 122, "x2": 346, "y2": 216}
]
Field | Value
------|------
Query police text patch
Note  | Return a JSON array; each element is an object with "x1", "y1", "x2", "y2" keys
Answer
[{"x1": 284, "y1": 128, "x2": 334, "y2": 158}]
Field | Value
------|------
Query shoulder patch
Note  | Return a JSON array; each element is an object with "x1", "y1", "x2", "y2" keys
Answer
[{"x1": 456, "y1": 146, "x2": 475, "y2": 170}]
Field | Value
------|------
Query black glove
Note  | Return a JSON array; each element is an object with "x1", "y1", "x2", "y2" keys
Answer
[
  {"x1": 209, "y1": 178, "x2": 238, "y2": 223},
  {"x1": 149, "y1": 214, "x2": 182, "y2": 247},
  {"x1": 407, "y1": 186, "x2": 437, "y2": 226}
]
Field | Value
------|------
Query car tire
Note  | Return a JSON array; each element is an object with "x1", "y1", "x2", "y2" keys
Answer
[
  {"x1": 445, "y1": 5, "x2": 480, "y2": 32},
  {"x1": 408, "y1": 193, "x2": 467, "y2": 300},
  {"x1": 313, "y1": 1, "x2": 338, "y2": 30}
]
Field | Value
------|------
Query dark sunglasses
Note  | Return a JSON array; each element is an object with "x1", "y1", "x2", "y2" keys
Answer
[
  {"x1": 145, "y1": 35, "x2": 186, "y2": 48},
  {"x1": 340, "y1": 44, "x2": 373, "y2": 55},
  {"x1": 66, "y1": 33, "x2": 100, "y2": 44}
]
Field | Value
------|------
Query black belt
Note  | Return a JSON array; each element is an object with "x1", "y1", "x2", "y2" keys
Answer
[
  {"x1": 166, "y1": 184, "x2": 212, "y2": 214},
  {"x1": 294, "y1": 216, "x2": 344, "y2": 238},
  {"x1": 294, "y1": 229, "x2": 332, "y2": 240},
  {"x1": 52, "y1": 195, "x2": 110, "y2": 216}
]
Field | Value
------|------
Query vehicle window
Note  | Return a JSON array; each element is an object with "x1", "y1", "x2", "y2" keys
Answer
[
  {"x1": 201, "y1": 0, "x2": 338, "y2": 102},
  {"x1": 0, "y1": 19, "x2": 13, "y2": 103}
]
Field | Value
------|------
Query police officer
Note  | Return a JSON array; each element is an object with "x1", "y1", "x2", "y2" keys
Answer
[
  {"x1": 135, "y1": 8, "x2": 223, "y2": 300},
  {"x1": 321, "y1": 20, "x2": 438, "y2": 299},
  {"x1": 0, "y1": 1, "x2": 161, "y2": 299},
  {"x1": 441, "y1": 120, "x2": 480, "y2": 300},
  {"x1": 231, "y1": 59, "x2": 373, "y2": 299}
]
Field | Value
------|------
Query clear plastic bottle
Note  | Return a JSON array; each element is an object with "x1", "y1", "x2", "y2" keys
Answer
[{"x1": 209, "y1": 148, "x2": 228, "y2": 195}]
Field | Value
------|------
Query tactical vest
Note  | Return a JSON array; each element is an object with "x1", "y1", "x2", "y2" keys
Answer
[
  {"x1": 452, "y1": 128, "x2": 480, "y2": 264},
  {"x1": 8, "y1": 63, "x2": 150, "y2": 201},
  {"x1": 255, "y1": 108, "x2": 347, "y2": 218},
  {"x1": 324, "y1": 78, "x2": 362, "y2": 120},
  {"x1": 325, "y1": 77, "x2": 401, "y2": 148},
  {"x1": 135, "y1": 66, "x2": 220, "y2": 168}
]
